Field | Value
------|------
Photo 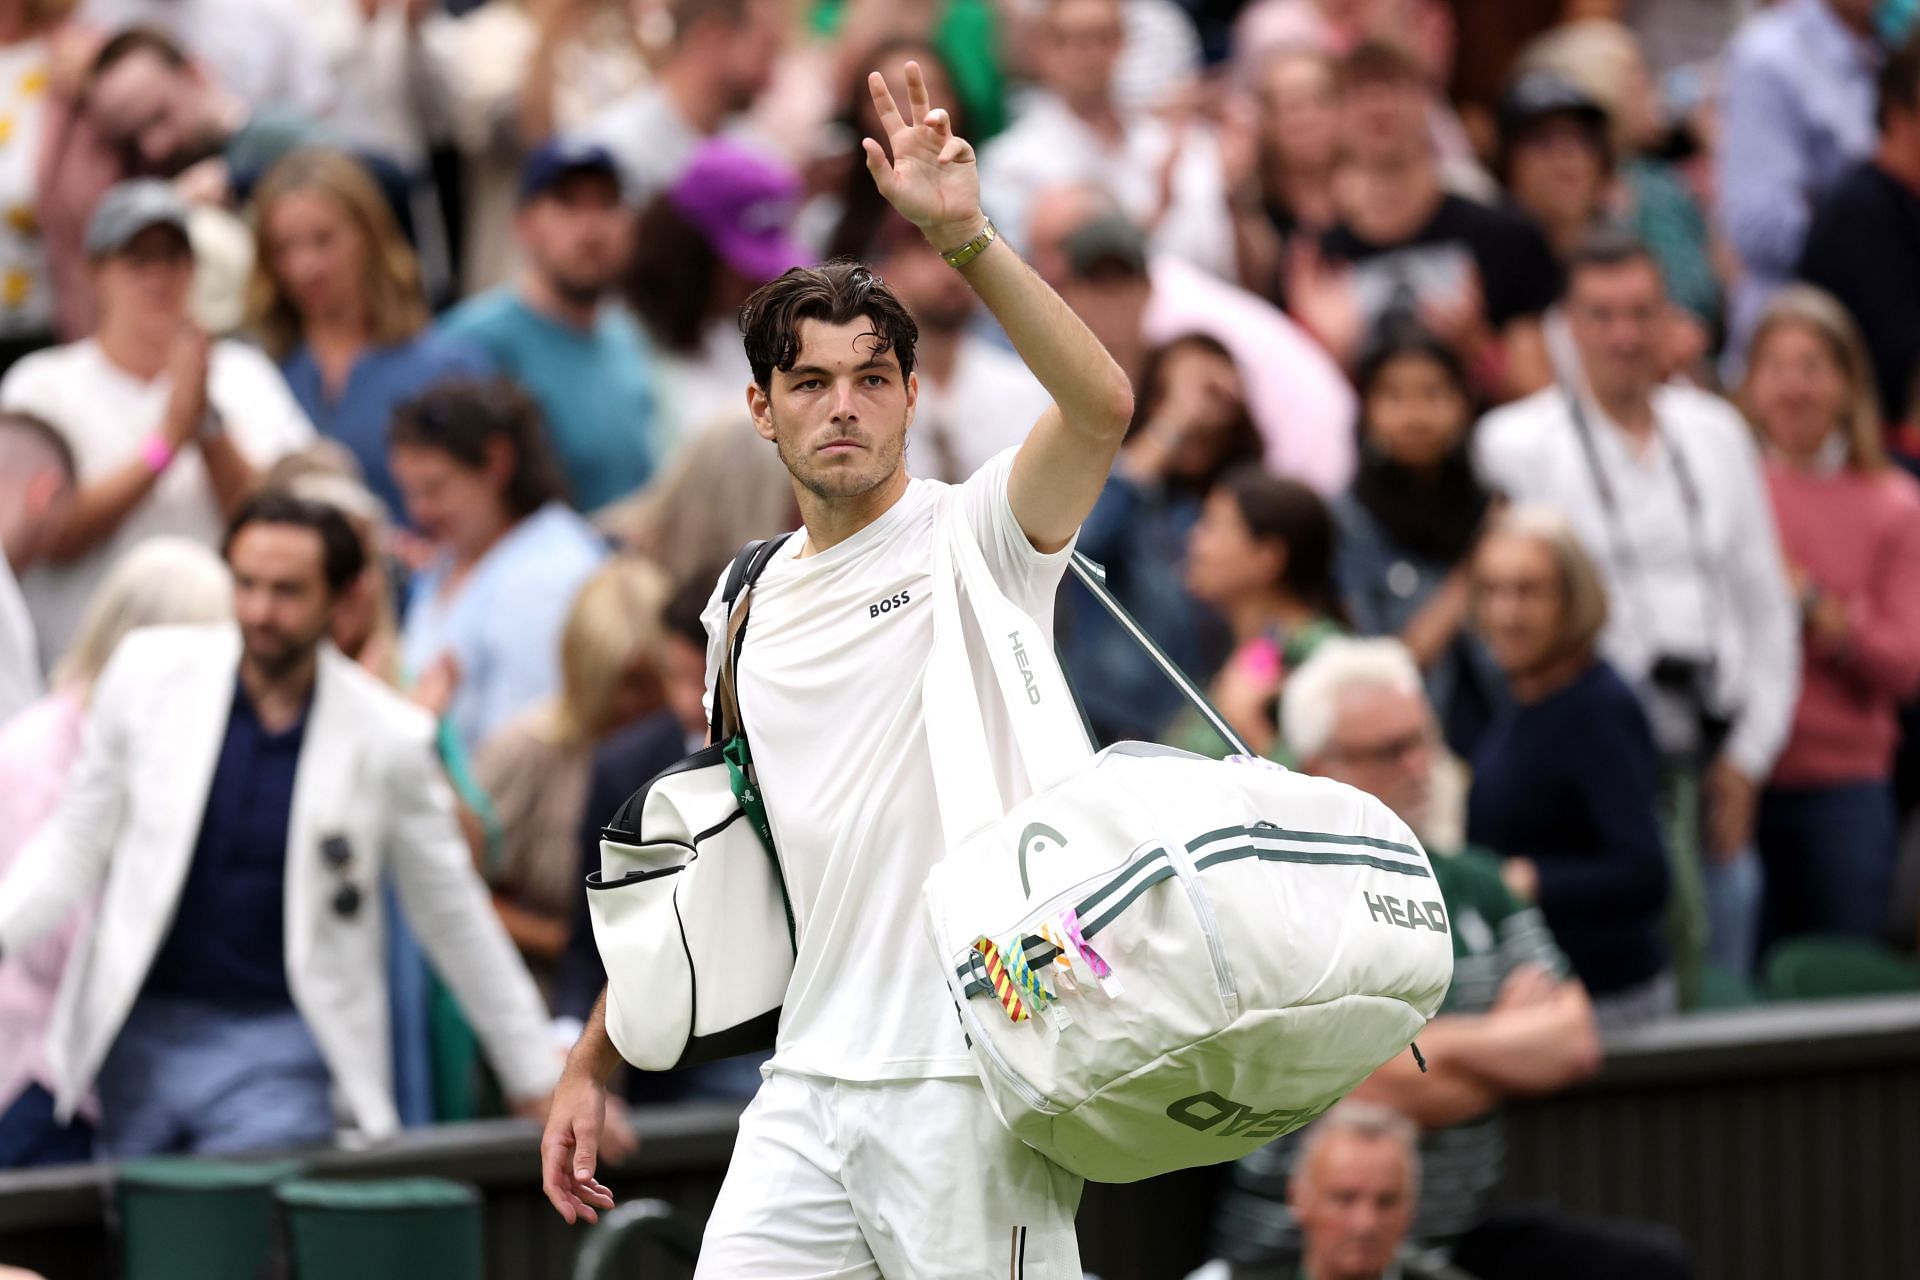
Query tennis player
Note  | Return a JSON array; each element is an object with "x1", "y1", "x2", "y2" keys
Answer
[{"x1": 540, "y1": 63, "x2": 1134, "y2": 1277}]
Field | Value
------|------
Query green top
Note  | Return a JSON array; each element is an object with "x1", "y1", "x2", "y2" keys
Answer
[
  {"x1": 808, "y1": 0, "x2": 1009, "y2": 138},
  {"x1": 1167, "y1": 616, "x2": 1345, "y2": 762},
  {"x1": 276, "y1": 1177, "x2": 480, "y2": 1212}
]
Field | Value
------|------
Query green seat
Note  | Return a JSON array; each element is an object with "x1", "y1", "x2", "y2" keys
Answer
[
  {"x1": 1763, "y1": 934, "x2": 1920, "y2": 1001},
  {"x1": 570, "y1": 1200, "x2": 702, "y2": 1280},
  {"x1": 115, "y1": 1156, "x2": 305, "y2": 1280},
  {"x1": 276, "y1": 1177, "x2": 483, "y2": 1280},
  {"x1": 1693, "y1": 961, "x2": 1763, "y2": 1010}
]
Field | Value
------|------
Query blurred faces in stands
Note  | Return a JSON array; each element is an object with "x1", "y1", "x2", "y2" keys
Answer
[
  {"x1": 1564, "y1": 246, "x2": 1665, "y2": 413},
  {"x1": 1039, "y1": 0, "x2": 1126, "y2": 114},
  {"x1": 1336, "y1": 41, "x2": 1429, "y2": 171},
  {"x1": 92, "y1": 221, "x2": 194, "y2": 348},
  {"x1": 516, "y1": 156, "x2": 634, "y2": 312},
  {"x1": 226, "y1": 518, "x2": 339, "y2": 680},
  {"x1": 1292, "y1": 643, "x2": 1437, "y2": 835},
  {"x1": 1472, "y1": 509, "x2": 1609, "y2": 694},
  {"x1": 85, "y1": 31, "x2": 232, "y2": 176},
  {"x1": 678, "y1": 0, "x2": 785, "y2": 117},
  {"x1": 1289, "y1": 1103, "x2": 1422, "y2": 1280},
  {"x1": 1499, "y1": 72, "x2": 1612, "y2": 262},
  {"x1": 1360, "y1": 339, "x2": 1472, "y2": 470},
  {"x1": 1742, "y1": 287, "x2": 1884, "y2": 470},
  {"x1": 1256, "y1": 48, "x2": 1340, "y2": 189}
]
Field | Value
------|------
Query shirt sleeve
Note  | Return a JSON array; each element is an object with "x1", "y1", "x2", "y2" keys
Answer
[
  {"x1": 958, "y1": 446, "x2": 1078, "y2": 623},
  {"x1": 1717, "y1": 51, "x2": 1813, "y2": 278},
  {"x1": 214, "y1": 343, "x2": 315, "y2": 466},
  {"x1": 1713, "y1": 416, "x2": 1802, "y2": 778}
]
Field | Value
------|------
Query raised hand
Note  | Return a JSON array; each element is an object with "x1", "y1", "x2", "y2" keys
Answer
[{"x1": 861, "y1": 60, "x2": 985, "y2": 250}]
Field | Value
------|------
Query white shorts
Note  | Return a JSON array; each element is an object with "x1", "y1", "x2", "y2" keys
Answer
[{"x1": 694, "y1": 1072, "x2": 1083, "y2": 1279}]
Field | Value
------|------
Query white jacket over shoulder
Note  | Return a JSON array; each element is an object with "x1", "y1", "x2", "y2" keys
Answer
[{"x1": 0, "y1": 623, "x2": 558, "y2": 1140}]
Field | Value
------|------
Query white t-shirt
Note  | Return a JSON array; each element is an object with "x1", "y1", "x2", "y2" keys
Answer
[
  {"x1": 0, "y1": 554, "x2": 38, "y2": 722},
  {"x1": 702, "y1": 448, "x2": 1073, "y2": 1081},
  {"x1": 910, "y1": 338, "x2": 1054, "y2": 485},
  {"x1": 3, "y1": 339, "x2": 313, "y2": 667}
]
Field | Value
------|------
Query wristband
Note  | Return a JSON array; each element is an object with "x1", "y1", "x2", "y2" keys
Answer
[
  {"x1": 939, "y1": 218, "x2": 997, "y2": 270},
  {"x1": 139, "y1": 433, "x2": 175, "y2": 475}
]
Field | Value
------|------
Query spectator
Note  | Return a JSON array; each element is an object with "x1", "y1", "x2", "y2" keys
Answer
[
  {"x1": 1227, "y1": 45, "x2": 1340, "y2": 303},
  {"x1": 1027, "y1": 188, "x2": 1356, "y2": 493},
  {"x1": 77, "y1": 0, "x2": 333, "y2": 116},
  {"x1": 625, "y1": 138, "x2": 810, "y2": 453},
  {"x1": 0, "y1": 536, "x2": 230, "y2": 1168},
  {"x1": 981, "y1": 0, "x2": 1235, "y2": 280},
  {"x1": 1741, "y1": 287, "x2": 1920, "y2": 950},
  {"x1": 0, "y1": 411, "x2": 72, "y2": 721},
  {"x1": 0, "y1": 493, "x2": 557, "y2": 1155},
  {"x1": 1062, "y1": 333, "x2": 1259, "y2": 744},
  {"x1": 390, "y1": 378, "x2": 606, "y2": 754},
  {"x1": 1717, "y1": 0, "x2": 1883, "y2": 368},
  {"x1": 3, "y1": 180, "x2": 311, "y2": 669},
  {"x1": 1496, "y1": 70, "x2": 1614, "y2": 268},
  {"x1": 438, "y1": 140, "x2": 656, "y2": 512},
  {"x1": 1516, "y1": 19, "x2": 1722, "y2": 338},
  {"x1": 1333, "y1": 326, "x2": 1502, "y2": 756},
  {"x1": 1292, "y1": 41, "x2": 1558, "y2": 404},
  {"x1": 251, "y1": 149, "x2": 490, "y2": 520},
  {"x1": 1181, "y1": 465, "x2": 1344, "y2": 758},
  {"x1": 871, "y1": 215, "x2": 1051, "y2": 484},
  {"x1": 0, "y1": 0, "x2": 75, "y2": 369},
  {"x1": 1196, "y1": 1101, "x2": 1470, "y2": 1280},
  {"x1": 571, "y1": 0, "x2": 785, "y2": 205},
  {"x1": 82, "y1": 28, "x2": 343, "y2": 199},
  {"x1": 1208, "y1": 639, "x2": 1686, "y2": 1280},
  {"x1": 1468, "y1": 506, "x2": 1675, "y2": 1024},
  {"x1": 444, "y1": 0, "x2": 648, "y2": 295},
  {"x1": 1799, "y1": 34, "x2": 1920, "y2": 441},
  {"x1": 1474, "y1": 233, "x2": 1800, "y2": 981},
  {"x1": 473, "y1": 556, "x2": 672, "y2": 992}
]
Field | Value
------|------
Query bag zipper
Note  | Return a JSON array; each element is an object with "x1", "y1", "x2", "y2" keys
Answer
[
  {"x1": 960, "y1": 984, "x2": 1061, "y2": 1115},
  {"x1": 1164, "y1": 842, "x2": 1240, "y2": 1018}
]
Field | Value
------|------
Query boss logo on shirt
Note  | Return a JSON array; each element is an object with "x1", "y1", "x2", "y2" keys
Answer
[{"x1": 869, "y1": 590, "x2": 912, "y2": 618}]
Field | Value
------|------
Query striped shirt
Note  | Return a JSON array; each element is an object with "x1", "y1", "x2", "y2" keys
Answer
[{"x1": 1208, "y1": 845, "x2": 1569, "y2": 1264}]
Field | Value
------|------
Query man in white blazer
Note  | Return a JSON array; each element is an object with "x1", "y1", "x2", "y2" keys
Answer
[{"x1": 0, "y1": 492, "x2": 558, "y2": 1155}]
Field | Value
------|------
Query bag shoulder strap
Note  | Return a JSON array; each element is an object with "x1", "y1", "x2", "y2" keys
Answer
[{"x1": 709, "y1": 532, "x2": 794, "y2": 745}]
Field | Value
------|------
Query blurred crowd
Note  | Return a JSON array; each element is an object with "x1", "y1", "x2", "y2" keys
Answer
[{"x1": 3, "y1": 0, "x2": 1920, "y2": 1276}]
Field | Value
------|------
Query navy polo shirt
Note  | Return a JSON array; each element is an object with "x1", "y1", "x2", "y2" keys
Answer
[{"x1": 144, "y1": 678, "x2": 312, "y2": 1006}]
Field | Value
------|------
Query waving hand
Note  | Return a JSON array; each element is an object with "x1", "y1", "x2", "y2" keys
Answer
[{"x1": 861, "y1": 61, "x2": 986, "y2": 249}]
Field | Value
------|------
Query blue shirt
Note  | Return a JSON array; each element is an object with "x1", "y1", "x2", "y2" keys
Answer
[
  {"x1": 280, "y1": 333, "x2": 493, "y2": 520},
  {"x1": 1466, "y1": 661, "x2": 1671, "y2": 997},
  {"x1": 401, "y1": 502, "x2": 607, "y2": 752},
  {"x1": 144, "y1": 678, "x2": 311, "y2": 1007},
  {"x1": 1717, "y1": 0, "x2": 1882, "y2": 358},
  {"x1": 436, "y1": 290, "x2": 657, "y2": 511}
]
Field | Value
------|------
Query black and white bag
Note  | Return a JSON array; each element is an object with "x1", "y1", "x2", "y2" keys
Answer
[{"x1": 586, "y1": 534, "x2": 795, "y2": 1071}]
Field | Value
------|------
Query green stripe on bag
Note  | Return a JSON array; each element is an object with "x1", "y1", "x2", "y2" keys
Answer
[
  {"x1": 1192, "y1": 843, "x2": 1431, "y2": 878},
  {"x1": 1186, "y1": 823, "x2": 1422, "y2": 858}
]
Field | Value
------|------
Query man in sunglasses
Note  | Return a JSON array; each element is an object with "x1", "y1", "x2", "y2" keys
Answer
[{"x1": 0, "y1": 491, "x2": 557, "y2": 1156}]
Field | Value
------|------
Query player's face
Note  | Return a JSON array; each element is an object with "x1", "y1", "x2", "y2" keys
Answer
[
  {"x1": 751, "y1": 317, "x2": 916, "y2": 502},
  {"x1": 1291, "y1": 1134, "x2": 1416, "y2": 1276}
]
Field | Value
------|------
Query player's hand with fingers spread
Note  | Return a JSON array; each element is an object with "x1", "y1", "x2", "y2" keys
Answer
[
  {"x1": 540, "y1": 1060, "x2": 620, "y2": 1225},
  {"x1": 862, "y1": 60, "x2": 986, "y2": 251}
]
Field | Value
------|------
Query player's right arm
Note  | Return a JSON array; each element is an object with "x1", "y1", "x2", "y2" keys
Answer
[{"x1": 541, "y1": 990, "x2": 624, "y2": 1224}]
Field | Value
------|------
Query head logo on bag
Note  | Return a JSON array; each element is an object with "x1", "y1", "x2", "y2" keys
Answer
[
  {"x1": 1164, "y1": 1091, "x2": 1329, "y2": 1141},
  {"x1": 1017, "y1": 822, "x2": 1068, "y2": 897},
  {"x1": 1008, "y1": 631, "x2": 1043, "y2": 703}
]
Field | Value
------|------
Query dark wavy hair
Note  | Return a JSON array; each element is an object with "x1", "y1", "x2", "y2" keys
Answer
[
  {"x1": 387, "y1": 377, "x2": 569, "y2": 517},
  {"x1": 1124, "y1": 333, "x2": 1265, "y2": 495},
  {"x1": 1216, "y1": 465, "x2": 1342, "y2": 619},
  {"x1": 223, "y1": 490, "x2": 368, "y2": 596},
  {"x1": 739, "y1": 258, "x2": 919, "y2": 390},
  {"x1": 625, "y1": 194, "x2": 724, "y2": 357}
]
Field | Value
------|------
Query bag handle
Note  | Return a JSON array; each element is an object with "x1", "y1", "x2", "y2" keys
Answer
[
  {"x1": 1066, "y1": 553, "x2": 1252, "y2": 757},
  {"x1": 710, "y1": 533, "x2": 793, "y2": 746}
]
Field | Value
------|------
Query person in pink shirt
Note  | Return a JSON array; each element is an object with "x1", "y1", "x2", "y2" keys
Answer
[
  {"x1": 0, "y1": 536, "x2": 229, "y2": 1168},
  {"x1": 1741, "y1": 285, "x2": 1920, "y2": 954}
]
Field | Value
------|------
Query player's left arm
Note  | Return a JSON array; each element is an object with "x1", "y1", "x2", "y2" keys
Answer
[{"x1": 864, "y1": 62, "x2": 1134, "y2": 554}]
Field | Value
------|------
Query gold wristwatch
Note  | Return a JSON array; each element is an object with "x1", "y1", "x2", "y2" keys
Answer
[{"x1": 940, "y1": 219, "x2": 997, "y2": 270}]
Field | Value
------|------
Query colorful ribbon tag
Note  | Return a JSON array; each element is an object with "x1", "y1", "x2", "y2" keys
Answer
[
  {"x1": 1038, "y1": 923, "x2": 1081, "y2": 994},
  {"x1": 972, "y1": 935, "x2": 1030, "y2": 1023},
  {"x1": 1001, "y1": 934, "x2": 1053, "y2": 1016},
  {"x1": 1061, "y1": 908, "x2": 1123, "y2": 999}
]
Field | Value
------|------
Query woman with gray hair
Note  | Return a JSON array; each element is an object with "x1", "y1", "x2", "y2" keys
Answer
[
  {"x1": 0, "y1": 537, "x2": 231, "y2": 1167},
  {"x1": 1467, "y1": 506, "x2": 1676, "y2": 1027}
]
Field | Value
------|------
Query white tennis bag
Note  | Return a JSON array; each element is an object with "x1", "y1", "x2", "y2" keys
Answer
[{"x1": 923, "y1": 493, "x2": 1454, "y2": 1184}]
